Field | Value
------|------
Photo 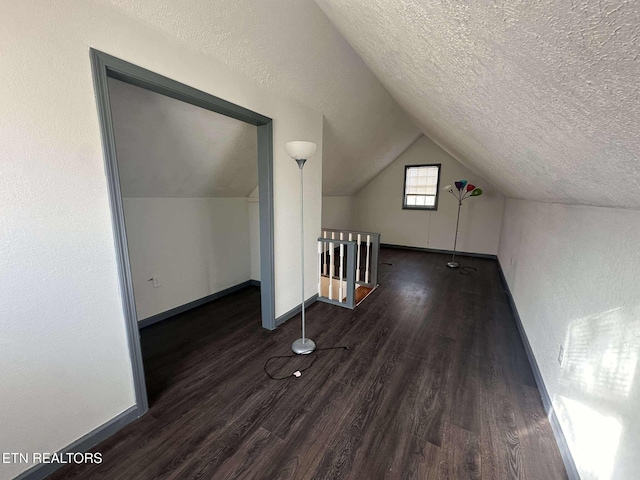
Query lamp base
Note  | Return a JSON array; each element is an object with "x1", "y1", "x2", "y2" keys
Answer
[
  {"x1": 291, "y1": 338, "x2": 316, "y2": 355},
  {"x1": 447, "y1": 261, "x2": 460, "y2": 268}
]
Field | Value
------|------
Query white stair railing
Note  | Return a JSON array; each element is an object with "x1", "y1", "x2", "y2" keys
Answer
[
  {"x1": 322, "y1": 228, "x2": 380, "y2": 288},
  {"x1": 317, "y1": 237, "x2": 356, "y2": 308},
  {"x1": 316, "y1": 228, "x2": 381, "y2": 310}
]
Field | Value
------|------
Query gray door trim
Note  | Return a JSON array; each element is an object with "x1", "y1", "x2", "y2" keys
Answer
[
  {"x1": 89, "y1": 49, "x2": 276, "y2": 417},
  {"x1": 257, "y1": 121, "x2": 276, "y2": 330}
]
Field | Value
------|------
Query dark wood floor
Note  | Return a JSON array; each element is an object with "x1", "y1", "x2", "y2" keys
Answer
[{"x1": 49, "y1": 248, "x2": 567, "y2": 480}]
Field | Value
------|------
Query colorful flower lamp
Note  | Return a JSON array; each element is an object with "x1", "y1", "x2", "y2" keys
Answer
[{"x1": 442, "y1": 180, "x2": 483, "y2": 268}]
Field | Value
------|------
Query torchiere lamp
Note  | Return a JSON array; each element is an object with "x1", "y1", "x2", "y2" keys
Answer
[
  {"x1": 285, "y1": 141, "x2": 317, "y2": 355},
  {"x1": 442, "y1": 180, "x2": 483, "y2": 268}
]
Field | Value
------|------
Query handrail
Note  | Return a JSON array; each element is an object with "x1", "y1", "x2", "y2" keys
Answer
[{"x1": 322, "y1": 227, "x2": 381, "y2": 238}]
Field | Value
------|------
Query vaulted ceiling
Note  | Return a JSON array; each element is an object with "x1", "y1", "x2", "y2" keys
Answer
[
  {"x1": 106, "y1": 0, "x2": 421, "y2": 196},
  {"x1": 109, "y1": 78, "x2": 258, "y2": 198},
  {"x1": 315, "y1": 0, "x2": 640, "y2": 209},
  {"x1": 104, "y1": 0, "x2": 639, "y2": 208}
]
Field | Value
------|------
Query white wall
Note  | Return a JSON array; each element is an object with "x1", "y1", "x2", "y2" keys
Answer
[
  {"x1": 108, "y1": 77, "x2": 259, "y2": 199},
  {"x1": 0, "y1": 2, "x2": 322, "y2": 478},
  {"x1": 123, "y1": 198, "x2": 251, "y2": 320},
  {"x1": 322, "y1": 196, "x2": 355, "y2": 230},
  {"x1": 352, "y1": 136, "x2": 504, "y2": 255},
  {"x1": 498, "y1": 199, "x2": 640, "y2": 480}
]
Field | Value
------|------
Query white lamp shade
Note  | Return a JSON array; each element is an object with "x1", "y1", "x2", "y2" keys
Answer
[{"x1": 285, "y1": 141, "x2": 317, "y2": 160}]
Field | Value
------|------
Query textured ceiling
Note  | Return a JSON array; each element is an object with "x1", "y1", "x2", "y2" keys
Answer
[
  {"x1": 106, "y1": 0, "x2": 421, "y2": 196},
  {"x1": 315, "y1": 0, "x2": 640, "y2": 209},
  {"x1": 108, "y1": 78, "x2": 258, "y2": 198}
]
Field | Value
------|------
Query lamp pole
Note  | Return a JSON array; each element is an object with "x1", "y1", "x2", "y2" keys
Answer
[
  {"x1": 286, "y1": 141, "x2": 317, "y2": 355},
  {"x1": 448, "y1": 198, "x2": 462, "y2": 268}
]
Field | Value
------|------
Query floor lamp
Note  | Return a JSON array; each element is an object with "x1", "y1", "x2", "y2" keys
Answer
[
  {"x1": 285, "y1": 141, "x2": 317, "y2": 355},
  {"x1": 443, "y1": 180, "x2": 483, "y2": 268}
]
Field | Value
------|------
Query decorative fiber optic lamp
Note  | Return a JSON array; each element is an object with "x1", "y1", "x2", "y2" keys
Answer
[
  {"x1": 442, "y1": 180, "x2": 482, "y2": 268},
  {"x1": 285, "y1": 141, "x2": 317, "y2": 355}
]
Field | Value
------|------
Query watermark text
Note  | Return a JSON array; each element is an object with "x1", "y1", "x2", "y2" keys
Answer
[{"x1": 2, "y1": 452, "x2": 102, "y2": 464}]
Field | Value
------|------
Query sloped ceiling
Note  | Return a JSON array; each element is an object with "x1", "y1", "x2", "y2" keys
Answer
[
  {"x1": 108, "y1": 78, "x2": 258, "y2": 198},
  {"x1": 105, "y1": 0, "x2": 421, "y2": 196},
  {"x1": 315, "y1": 0, "x2": 640, "y2": 209}
]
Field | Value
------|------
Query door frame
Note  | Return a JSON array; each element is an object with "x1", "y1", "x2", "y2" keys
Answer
[{"x1": 90, "y1": 49, "x2": 276, "y2": 416}]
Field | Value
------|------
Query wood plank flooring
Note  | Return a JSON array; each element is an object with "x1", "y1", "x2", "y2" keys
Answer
[
  {"x1": 49, "y1": 248, "x2": 568, "y2": 480},
  {"x1": 354, "y1": 285, "x2": 373, "y2": 305}
]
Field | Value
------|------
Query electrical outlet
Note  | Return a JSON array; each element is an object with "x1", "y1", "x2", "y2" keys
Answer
[
  {"x1": 153, "y1": 277, "x2": 161, "y2": 288},
  {"x1": 510, "y1": 257, "x2": 513, "y2": 266},
  {"x1": 558, "y1": 344, "x2": 564, "y2": 366}
]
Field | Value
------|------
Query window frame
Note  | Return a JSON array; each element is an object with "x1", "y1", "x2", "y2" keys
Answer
[{"x1": 401, "y1": 163, "x2": 442, "y2": 211}]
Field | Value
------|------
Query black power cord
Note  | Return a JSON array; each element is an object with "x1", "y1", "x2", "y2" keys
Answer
[
  {"x1": 264, "y1": 346, "x2": 349, "y2": 380},
  {"x1": 459, "y1": 265, "x2": 477, "y2": 275}
]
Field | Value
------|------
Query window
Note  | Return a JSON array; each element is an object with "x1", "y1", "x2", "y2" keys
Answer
[{"x1": 402, "y1": 164, "x2": 441, "y2": 210}]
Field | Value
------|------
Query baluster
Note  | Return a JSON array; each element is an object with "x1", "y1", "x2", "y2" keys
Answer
[
  {"x1": 348, "y1": 234, "x2": 353, "y2": 298},
  {"x1": 365, "y1": 234, "x2": 371, "y2": 284},
  {"x1": 339, "y1": 233, "x2": 344, "y2": 296},
  {"x1": 329, "y1": 240, "x2": 334, "y2": 300},
  {"x1": 323, "y1": 231, "x2": 328, "y2": 275},
  {"x1": 356, "y1": 234, "x2": 362, "y2": 282},
  {"x1": 331, "y1": 232, "x2": 336, "y2": 276},
  {"x1": 317, "y1": 240, "x2": 322, "y2": 297},
  {"x1": 339, "y1": 242, "x2": 344, "y2": 302}
]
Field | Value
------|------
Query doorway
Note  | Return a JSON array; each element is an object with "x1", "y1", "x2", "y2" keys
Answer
[{"x1": 90, "y1": 49, "x2": 275, "y2": 416}]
